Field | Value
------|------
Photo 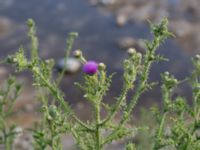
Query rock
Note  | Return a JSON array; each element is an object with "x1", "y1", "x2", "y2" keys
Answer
[
  {"x1": 88, "y1": 0, "x2": 116, "y2": 6},
  {"x1": 88, "y1": 0, "x2": 99, "y2": 6},
  {"x1": 131, "y1": 4, "x2": 154, "y2": 23},
  {"x1": 136, "y1": 39, "x2": 146, "y2": 51},
  {"x1": 117, "y1": 37, "x2": 136, "y2": 49},
  {"x1": 13, "y1": 131, "x2": 33, "y2": 150},
  {"x1": 180, "y1": 0, "x2": 200, "y2": 16},
  {"x1": 56, "y1": 57, "x2": 81, "y2": 74},
  {"x1": 115, "y1": 2, "x2": 168, "y2": 25},
  {"x1": 117, "y1": 37, "x2": 146, "y2": 52},
  {"x1": 0, "y1": 66, "x2": 7, "y2": 76},
  {"x1": 116, "y1": 5, "x2": 133, "y2": 27},
  {"x1": 178, "y1": 22, "x2": 200, "y2": 54},
  {"x1": 101, "y1": 0, "x2": 116, "y2": 5},
  {"x1": 169, "y1": 20, "x2": 194, "y2": 38},
  {"x1": 153, "y1": 9, "x2": 169, "y2": 23},
  {"x1": 116, "y1": 14, "x2": 128, "y2": 27},
  {"x1": 0, "y1": 16, "x2": 12, "y2": 34}
]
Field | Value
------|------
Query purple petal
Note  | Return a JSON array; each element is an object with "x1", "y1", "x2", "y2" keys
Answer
[{"x1": 83, "y1": 61, "x2": 98, "y2": 75}]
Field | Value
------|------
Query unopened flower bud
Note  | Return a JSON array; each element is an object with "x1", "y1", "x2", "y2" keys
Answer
[
  {"x1": 123, "y1": 60, "x2": 129, "y2": 68},
  {"x1": 148, "y1": 54, "x2": 155, "y2": 61},
  {"x1": 164, "y1": 71, "x2": 170, "y2": 76},
  {"x1": 32, "y1": 66, "x2": 40, "y2": 73},
  {"x1": 136, "y1": 52, "x2": 142, "y2": 59},
  {"x1": 45, "y1": 59, "x2": 54, "y2": 64},
  {"x1": 195, "y1": 55, "x2": 200, "y2": 60},
  {"x1": 127, "y1": 48, "x2": 136, "y2": 56},
  {"x1": 13, "y1": 58, "x2": 17, "y2": 63},
  {"x1": 49, "y1": 105, "x2": 58, "y2": 118},
  {"x1": 27, "y1": 19, "x2": 34, "y2": 27},
  {"x1": 98, "y1": 62, "x2": 106, "y2": 70},
  {"x1": 73, "y1": 50, "x2": 82, "y2": 58}
]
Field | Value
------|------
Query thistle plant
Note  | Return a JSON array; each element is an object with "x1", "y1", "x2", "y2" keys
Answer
[
  {"x1": 151, "y1": 54, "x2": 200, "y2": 150},
  {"x1": 4, "y1": 17, "x2": 197, "y2": 150},
  {"x1": 0, "y1": 76, "x2": 22, "y2": 150}
]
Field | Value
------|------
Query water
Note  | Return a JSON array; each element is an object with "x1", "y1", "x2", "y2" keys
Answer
[{"x1": 0, "y1": 0, "x2": 194, "y2": 107}]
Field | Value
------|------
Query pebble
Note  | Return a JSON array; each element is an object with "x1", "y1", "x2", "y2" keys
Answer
[
  {"x1": 169, "y1": 20, "x2": 194, "y2": 38},
  {"x1": 116, "y1": 14, "x2": 128, "y2": 27},
  {"x1": 131, "y1": 4, "x2": 154, "y2": 23},
  {"x1": 56, "y1": 57, "x2": 81, "y2": 74},
  {"x1": 101, "y1": 0, "x2": 116, "y2": 5},
  {"x1": 0, "y1": 66, "x2": 7, "y2": 76},
  {"x1": 89, "y1": 0, "x2": 116, "y2": 6},
  {"x1": 13, "y1": 131, "x2": 33, "y2": 150},
  {"x1": 115, "y1": 2, "x2": 165, "y2": 24},
  {"x1": 117, "y1": 37, "x2": 136, "y2": 49},
  {"x1": 0, "y1": 16, "x2": 12, "y2": 34},
  {"x1": 180, "y1": 0, "x2": 200, "y2": 15},
  {"x1": 117, "y1": 37, "x2": 146, "y2": 52},
  {"x1": 116, "y1": 5, "x2": 133, "y2": 27}
]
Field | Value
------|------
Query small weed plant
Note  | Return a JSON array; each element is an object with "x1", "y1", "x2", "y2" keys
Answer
[
  {"x1": 0, "y1": 18, "x2": 200, "y2": 150},
  {"x1": 0, "y1": 76, "x2": 22, "y2": 149}
]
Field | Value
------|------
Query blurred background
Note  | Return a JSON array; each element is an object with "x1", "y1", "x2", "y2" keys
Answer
[{"x1": 0, "y1": 0, "x2": 200, "y2": 148}]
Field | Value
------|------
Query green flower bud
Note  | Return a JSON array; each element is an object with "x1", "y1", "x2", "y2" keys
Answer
[
  {"x1": 32, "y1": 66, "x2": 40, "y2": 73},
  {"x1": 136, "y1": 52, "x2": 142, "y2": 60},
  {"x1": 126, "y1": 143, "x2": 136, "y2": 150},
  {"x1": 164, "y1": 72, "x2": 170, "y2": 76},
  {"x1": 127, "y1": 48, "x2": 136, "y2": 56},
  {"x1": 13, "y1": 58, "x2": 18, "y2": 63},
  {"x1": 73, "y1": 50, "x2": 82, "y2": 58},
  {"x1": 195, "y1": 55, "x2": 200, "y2": 59},
  {"x1": 123, "y1": 60, "x2": 129, "y2": 68},
  {"x1": 49, "y1": 105, "x2": 58, "y2": 118},
  {"x1": 98, "y1": 62, "x2": 106, "y2": 70},
  {"x1": 27, "y1": 19, "x2": 34, "y2": 27}
]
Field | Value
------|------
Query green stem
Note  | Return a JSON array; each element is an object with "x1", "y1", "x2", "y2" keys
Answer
[
  {"x1": 157, "y1": 113, "x2": 167, "y2": 138},
  {"x1": 33, "y1": 68, "x2": 94, "y2": 132},
  {"x1": 56, "y1": 32, "x2": 78, "y2": 85},
  {"x1": 100, "y1": 85, "x2": 128, "y2": 126},
  {"x1": 120, "y1": 36, "x2": 160, "y2": 126},
  {"x1": 192, "y1": 84, "x2": 200, "y2": 134},
  {"x1": 4, "y1": 130, "x2": 11, "y2": 150},
  {"x1": 153, "y1": 112, "x2": 167, "y2": 150},
  {"x1": 95, "y1": 103, "x2": 101, "y2": 150},
  {"x1": 120, "y1": 60, "x2": 151, "y2": 125},
  {"x1": 27, "y1": 19, "x2": 38, "y2": 61},
  {"x1": 5, "y1": 139, "x2": 11, "y2": 150}
]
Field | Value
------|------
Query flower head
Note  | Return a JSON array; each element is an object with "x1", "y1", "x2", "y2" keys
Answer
[{"x1": 83, "y1": 61, "x2": 98, "y2": 75}]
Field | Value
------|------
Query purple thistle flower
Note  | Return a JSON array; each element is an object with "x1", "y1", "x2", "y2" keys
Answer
[{"x1": 83, "y1": 61, "x2": 98, "y2": 75}]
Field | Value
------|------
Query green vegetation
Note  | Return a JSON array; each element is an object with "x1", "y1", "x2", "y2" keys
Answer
[{"x1": 0, "y1": 18, "x2": 200, "y2": 150}]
